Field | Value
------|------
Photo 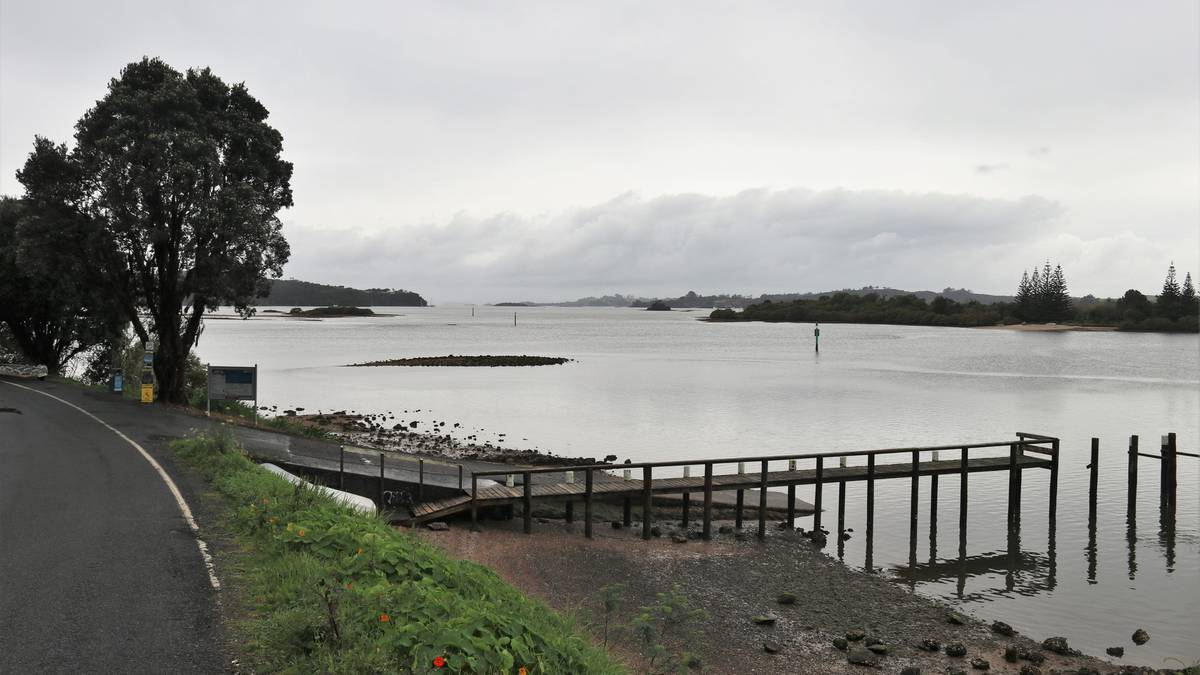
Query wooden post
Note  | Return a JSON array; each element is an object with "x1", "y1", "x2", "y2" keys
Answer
[
  {"x1": 338, "y1": 445, "x2": 345, "y2": 490},
  {"x1": 837, "y1": 480, "x2": 846, "y2": 539},
  {"x1": 1089, "y1": 438, "x2": 1099, "y2": 510},
  {"x1": 643, "y1": 466, "x2": 653, "y2": 540},
  {"x1": 959, "y1": 447, "x2": 969, "y2": 534},
  {"x1": 1166, "y1": 432, "x2": 1178, "y2": 514},
  {"x1": 1127, "y1": 435, "x2": 1138, "y2": 519},
  {"x1": 866, "y1": 455, "x2": 876, "y2": 543},
  {"x1": 523, "y1": 471, "x2": 533, "y2": 534},
  {"x1": 757, "y1": 460, "x2": 768, "y2": 539},
  {"x1": 378, "y1": 453, "x2": 385, "y2": 508},
  {"x1": 458, "y1": 464, "x2": 464, "y2": 490},
  {"x1": 565, "y1": 500, "x2": 574, "y2": 523},
  {"x1": 682, "y1": 492, "x2": 690, "y2": 526},
  {"x1": 584, "y1": 469, "x2": 594, "y2": 539},
  {"x1": 470, "y1": 474, "x2": 478, "y2": 531},
  {"x1": 735, "y1": 489, "x2": 744, "y2": 529},
  {"x1": 910, "y1": 450, "x2": 919, "y2": 536},
  {"x1": 786, "y1": 485, "x2": 796, "y2": 529},
  {"x1": 1007, "y1": 443, "x2": 1019, "y2": 529},
  {"x1": 814, "y1": 457, "x2": 824, "y2": 533},
  {"x1": 930, "y1": 473, "x2": 939, "y2": 524},
  {"x1": 623, "y1": 498, "x2": 632, "y2": 527},
  {"x1": 703, "y1": 462, "x2": 713, "y2": 540},
  {"x1": 1049, "y1": 438, "x2": 1059, "y2": 523},
  {"x1": 418, "y1": 458, "x2": 425, "y2": 502}
]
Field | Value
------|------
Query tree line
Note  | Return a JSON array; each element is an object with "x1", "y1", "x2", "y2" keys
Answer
[
  {"x1": 710, "y1": 262, "x2": 1199, "y2": 332},
  {"x1": 0, "y1": 58, "x2": 292, "y2": 400}
]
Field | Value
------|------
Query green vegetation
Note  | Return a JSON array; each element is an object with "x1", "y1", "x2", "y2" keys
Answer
[
  {"x1": 259, "y1": 279, "x2": 427, "y2": 308},
  {"x1": 172, "y1": 432, "x2": 621, "y2": 674},
  {"x1": 711, "y1": 262, "x2": 1198, "y2": 332},
  {"x1": 350, "y1": 355, "x2": 572, "y2": 367},
  {"x1": 5, "y1": 57, "x2": 292, "y2": 402}
]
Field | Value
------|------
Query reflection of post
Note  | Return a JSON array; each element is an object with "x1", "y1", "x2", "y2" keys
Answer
[
  {"x1": 959, "y1": 447, "x2": 969, "y2": 537},
  {"x1": 1126, "y1": 512, "x2": 1137, "y2": 581},
  {"x1": 1086, "y1": 438, "x2": 1098, "y2": 584},
  {"x1": 1005, "y1": 504, "x2": 1021, "y2": 593},
  {"x1": 909, "y1": 450, "x2": 919, "y2": 545},
  {"x1": 813, "y1": 323, "x2": 820, "y2": 353},
  {"x1": 907, "y1": 504, "x2": 918, "y2": 592},
  {"x1": 837, "y1": 479, "x2": 846, "y2": 560},
  {"x1": 956, "y1": 522, "x2": 967, "y2": 599},
  {"x1": 1046, "y1": 518, "x2": 1057, "y2": 590},
  {"x1": 930, "y1": 450, "x2": 939, "y2": 562}
]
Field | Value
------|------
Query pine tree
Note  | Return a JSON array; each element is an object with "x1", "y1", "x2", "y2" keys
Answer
[
  {"x1": 1015, "y1": 271, "x2": 1032, "y2": 321},
  {"x1": 1028, "y1": 266, "x2": 1043, "y2": 322},
  {"x1": 1183, "y1": 272, "x2": 1196, "y2": 302},
  {"x1": 1048, "y1": 264, "x2": 1072, "y2": 321},
  {"x1": 1159, "y1": 262, "x2": 1182, "y2": 320}
]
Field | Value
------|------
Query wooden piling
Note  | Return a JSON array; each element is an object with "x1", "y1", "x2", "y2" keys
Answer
[
  {"x1": 458, "y1": 464, "x2": 463, "y2": 490},
  {"x1": 959, "y1": 447, "x2": 969, "y2": 533},
  {"x1": 378, "y1": 453, "x2": 385, "y2": 508},
  {"x1": 1007, "y1": 443, "x2": 1019, "y2": 528},
  {"x1": 837, "y1": 480, "x2": 846, "y2": 538},
  {"x1": 470, "y1": 474, "x2": 478, "y2": 531},
  {"x1": 1049, "y1": 438, "x2": 1059, "y2": 523},
  {"x1": 866, "y1": 455, "x2": 876, "y2": 542},
  {"x1": 786, "y1": 485, "x2": 795, "y2": 528},
  {"x1": 1089, "y1": 438, "x2": 1099, "y2": 508},
  {"x1": 910, "y1": 450, "x2": 919, "y2": 536},
  {"x1": 643, "y1": 466, "x2": 653, "y2": 540},
  {"x1": 338, "y1": 445, "x2": 345, "y2": 490},
  {"x1": 814, "y1": 457, "x2": 824, "y2": 533},
  {"x1": 757, "y1": 460, "x2": 768, "y2": 539},
  {"x1": 703, "y1": 462, "x2": 714, "y2": 540},
  {"x1": 1165, "y1": 432, "x2": 1178, "y2": 514},
  {"x1": 584, "y1": 469, "x2": 594, "y2": 539},
  {"x1": 565, "y1": 500, "x2": 574, "y2": 523},
  {"x1": 735, "y1": 489, "x2": 744, "y2": 529},
  {"x1": 418, "y1": 458, "x2": 424, "y2": 502},
  {"x1": 682, "y1": 492, "x2": 691, "y2": 526},
  {"x1": 523, "y1": 471, "x2": 533, "y2": 534},
  {"x1": 623, "y1": 498, "x2": 632, "y2": 527},
  {"x1": 1127, "y1": 435, "x2": 1138, "y2": 518},
  {"x1": 930, "y1": 473, "x2": 939, "y2": 524}
]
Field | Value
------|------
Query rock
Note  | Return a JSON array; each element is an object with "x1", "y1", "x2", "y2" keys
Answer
[
  {"x1": 809, "y1": 530, "x2": 828, "y2": 546},
  {"x1": 752, "y1": 614, "x2": 778, "y2": 625},
  {"x1": 947, "y1": 670, "x2": 967, "y2": 675},
  {"x1": 947, "y1": 612, "x2": 968, "y2": 625},
  {"x1": 864, "y1": 635, "x2": 882, "y2": 646},
  {"x1": 846, "y1": 629, "x2": 867, "y2": 642},
  {"x1": 1018, "y1": 666, "x2": 1040, "y2": 675},
  {"x1": 1131, "y1": 628, "x2": 1150, "y2": 645},
  {"x1": 611, "y1": 521, "x2": 623, "y2": 529},
  {"x1": 945, "y1": 643, "x2": 967, "y2": 658},
  {"x1": 1018, "y1": 650, "x2": 1044, "y2": 665},
  {"x1": 777, "y1": 592, "x2": 797, "y2": 605},
  {"x1": 991, "y1": 621, "x2": 1015, "y2": 636},
  {"x1": 1075, "y1": 669, "x2": 1101, "y2": 675},
  {"x1": 866, "y1": 643, "x2": 887, "y2": 655},
  {"x1": 687, "y1": 530, "x2": 702, "y2": 540},
  {"x1": 536, "y1": 517, "x2": 551, "y2": 524},
  {"x1": 426, "y1": 522, "x2": 449, "y2": 531},
  {"x1": 841, "y1": 532, "x2": 851, "y2": 540},
  {"x1": 846, "y1": 647, "x2": 878, "y2": 666},
  {"x1": 1106, "y1": 646, "x2": 1125, "y2": 657},
  {"x1": 900, "y1": 668, "x2": 921, "y2": 675},
  {"x1": 1003, "y1": 646, "x2": 1019, "y2": 662},
  {"x1": 916, "y1": 638, "x2": 940, "y2": 652},
  {"x1": 650, "y1": 525, "x2": 662, "y2": 537},
  {"x1": 969, "y1": 657, "x2": 989, "y2": 670},
  {"x1": 671, "y1": 533, "x2": 689, "y2": 543},
  {"x1": 1041, "y1": 636, "x2": 1079, "y2": 656},
  {"x1": 832, "y1": 637, "x2": 849, "y2": 651},
  {"x1": 763, "y1": 641, "x2": 780, "y2": 654},
  {"x1": 776, "y1": 520, "x2": 790, "y2": 529},
  {"x1": 718, "y1": 525, "x2": 734, "y2": 534}
]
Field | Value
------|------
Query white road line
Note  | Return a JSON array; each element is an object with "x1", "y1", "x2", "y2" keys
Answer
[{"x1": 2, "y1": 381, "x2": 221, "y2": 591}]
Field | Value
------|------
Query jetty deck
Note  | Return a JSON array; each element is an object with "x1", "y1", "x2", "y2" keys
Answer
[{"x1": 409, "y1": 433, "x2": 1060, "y2": 542}]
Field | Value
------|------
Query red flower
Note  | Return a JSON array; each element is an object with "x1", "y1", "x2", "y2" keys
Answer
[{"x1": 432, "y1": 655, "x2": 447, "y2": 668}]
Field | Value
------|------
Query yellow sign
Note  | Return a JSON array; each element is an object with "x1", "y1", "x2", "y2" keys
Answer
[{"x1": 141, "y1": 383, "x2": 154, "y2": 403}]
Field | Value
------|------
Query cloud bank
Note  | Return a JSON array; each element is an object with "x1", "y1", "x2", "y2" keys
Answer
[{"x1": 277, "y1": 186, "x2": 1166, "y2": 304}]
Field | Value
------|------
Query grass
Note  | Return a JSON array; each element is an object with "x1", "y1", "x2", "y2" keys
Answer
[{"x1": 172, "y1": 431, "x2": 623, "y2": 674}]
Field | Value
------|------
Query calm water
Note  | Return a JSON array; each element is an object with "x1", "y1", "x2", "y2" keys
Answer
[{"x1": 195, "y1": 306, "x2": 1200, "y2": 665}]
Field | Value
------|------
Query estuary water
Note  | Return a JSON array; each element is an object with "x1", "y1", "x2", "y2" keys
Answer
[{"x1": 194, "y1": 305, "x2": 1200, "y2": 665}]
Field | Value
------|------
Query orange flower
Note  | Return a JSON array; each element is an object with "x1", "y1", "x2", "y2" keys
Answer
[
  {"x1": 379, "y1": 613, "x2": 390, "y2": 623},
  {"x1": 432, "y1": 655, "x2": 447, "y2": 668},
  {"x1": 345, "y1": 582, "x2": 353, "y2": 590},
  {"x1": 518, "y1": 667, "x2": 527, "y2": 675}
]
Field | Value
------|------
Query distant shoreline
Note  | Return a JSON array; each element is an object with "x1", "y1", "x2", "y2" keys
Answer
[{"x1": 975, "y1": 323, "x2": 1119, "y2": 332}]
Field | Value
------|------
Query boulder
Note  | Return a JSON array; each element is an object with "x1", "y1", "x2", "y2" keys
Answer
[
  {"x1": 426, "y1": 522, "x2": 449, "y2": 531},
  {"x1": 1106, "y1": 646, "x2": 1125, "y2": 657},
  {"x1": 900, "y1": 668, "x2": 921, "y2": 675},
  {"x1": 1003, "y1": 646, "x2": 1019, "y2": 662},
  {"x1": 990, "y1": 621, "x2": 1015, "y2": 636},
  {"x1": 846, "y1": 647, "x2": 878, "y2": 666},
  {"x1": 945, "y1": 643, "x2": 967, "y2": 658},
  {"x1": 752, "y1": 614, "x2": 778, "y2": 626},
  {"x1": 1018, "y1": 650, "x2": 1044, "y2": 665},
  {"x1": 832, "y1": 637, "x2": 849, "y2": 651},
  {"x1": 650, "y1": 525, "x2": 663, "y2": 537},
  {"x1": 846, "y1": 629, "x2": 867, "y2": 642},
  {"x1": 916, "y1": 638, "x2": 941, "y2": 652},
  {"x1": 763, "y1": 641, "x2": 780, "y2": 654},
  {"x1": 866, "y1": 643, "x2": 888, "y2": 655},
  {"x1": 611, "y1": 521, "x2": 623, "y2": 529},
  {"x1": 1131, "y1": 628, "x2": 1150, "y2": 645},
  {"x1": 1018, "y1": 666, "x2": 1041, "y2": 675},
  {"x1": 947, "y1": 612, "x2": 968, "y2": 625},
  {"x1": 1041, "y1": 636, "x2": 1079, "y2": 656},
  {"x1": 671, "y1": 533, "x2": 689, "y2": 543},
  {"x1": 718, "y1": 525, "x2": 734, "y2": 534},
  {"x1": 777, "y1": 592, "x2": 797, "y2": 605},
  {"x1": 969, "y1": 657, "x2": 989, "y2": 670}
]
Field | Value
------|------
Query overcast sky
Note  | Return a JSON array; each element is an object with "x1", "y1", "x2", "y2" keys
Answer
[{"x1": 2, "y1": 1, "x2": 1197, "y2": 303}]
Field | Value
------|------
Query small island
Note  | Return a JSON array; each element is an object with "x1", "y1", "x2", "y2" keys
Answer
[
  {"x1": 348, "y1": 355, "x2": 572, "y2": 367},
  {"x1": 288, "y1": 306, "x2": 376, "y2": 318},
  {"x1": 645, "y1": 300, "x2": 672, "y2": 311}
]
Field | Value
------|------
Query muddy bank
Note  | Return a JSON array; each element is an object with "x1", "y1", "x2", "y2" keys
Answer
[
  {"x1": 348, "y1": 354, "x2": 573, "y2": 367},
  {"x1": 417, "y1": 518, "x2": 1145, "y2": 674}
]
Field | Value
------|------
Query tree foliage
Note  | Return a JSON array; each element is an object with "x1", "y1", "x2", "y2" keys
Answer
[
  {"x1": 14, "y1": 57, "x2": 292, "y2": 401},
  {"x1": 1014, "y1": 260, "x2": 1072, "y2": 322}
]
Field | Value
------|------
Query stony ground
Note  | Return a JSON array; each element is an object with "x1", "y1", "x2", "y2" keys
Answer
[{"x1": 416, "y1": 515, "x2": 1150, "y2": 675}]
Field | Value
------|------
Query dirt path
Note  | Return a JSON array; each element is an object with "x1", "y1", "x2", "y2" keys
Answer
[{"x1": 416, "y1": 516, "x2": 1127, "y2": 674}]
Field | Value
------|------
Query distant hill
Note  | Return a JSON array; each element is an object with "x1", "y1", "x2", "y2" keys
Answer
[
  {"x1": 256, "y1": 279, "x2": 427, "y2": 307},
  {"x1": 546, "y1": 287, "x2": 1013, "y2": 308},
  {"x1": 759, "y1": 287, "x2": 1014, "y2": 306}
]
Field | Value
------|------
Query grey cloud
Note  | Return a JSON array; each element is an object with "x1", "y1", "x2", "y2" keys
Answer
[
  {"x1": 281, "y1": 187, "x2": 1065, "y2": 303},
  {"x1": 975, "y1": 163, "x2": 1009, "y2": 174}
]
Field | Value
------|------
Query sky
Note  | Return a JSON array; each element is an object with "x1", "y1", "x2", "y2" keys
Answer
[{"x1": 1, "y1": 1, "x2": 1197, "y2": 303}]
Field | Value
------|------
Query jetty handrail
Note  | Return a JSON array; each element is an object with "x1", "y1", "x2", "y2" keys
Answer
[{"x1": 468, "y1": 436, "x2": 1055, "y2": 480}]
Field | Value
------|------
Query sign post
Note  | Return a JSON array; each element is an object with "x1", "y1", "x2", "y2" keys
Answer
[
  {"x1": 140, "y1": 340, "x2": 156, "y2": 403},
  {"x1": 207, "y1": 364, "x2": 259, "y2": 424},
  {"x1": 814, "y1": 323, "x2": 820, "y2": 353}
]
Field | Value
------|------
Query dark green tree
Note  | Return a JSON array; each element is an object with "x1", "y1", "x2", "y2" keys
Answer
[
  {"x1": 1014, "y1": 271, "x2": 1033, "y2": 320},
  {"x1": 1116, "y1": 289, "x2": 1153, "y2": 323},
  {"x1": 0, "y1": 193, "x2": 124, "y2": 375},
  {"x1": 1157, "y1": 262, "x2": 1182, "y2": 320},
  {"x1": 16, "y1": 57, "x2": 292, "y2": 401},
  {"x1": 1182, "y1": 272, "x2": 1196, "y2": 304},
  {"x1": 1046, "y1": 264, "x2": 1072, "y2": 321}
]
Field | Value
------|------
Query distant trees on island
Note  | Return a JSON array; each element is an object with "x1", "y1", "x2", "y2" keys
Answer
[
  {"x1": 710, "y1": 262, "x2": 1198, "y2": 333},
  {"x1": 256, "y1": 279, "x2": 427, "y2": 307}
]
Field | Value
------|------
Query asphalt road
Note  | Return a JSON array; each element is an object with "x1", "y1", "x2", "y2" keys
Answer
[{"x1": 0, "y1": 379, "x2": 223, "y2": 674}]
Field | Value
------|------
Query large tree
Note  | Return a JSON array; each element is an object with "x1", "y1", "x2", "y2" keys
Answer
[
  {"x1": 0, "y1": 192, "x2": 123, "y2": 375},
  {"x1": 17, "y1": 58, "x2": 292, "y2": 402},
  {"x1": 1157, "y1": 262, "x2": 1182, "y2": 320}
]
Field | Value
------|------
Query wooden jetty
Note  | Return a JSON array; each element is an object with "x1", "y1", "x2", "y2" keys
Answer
[{"x1": 408, "y1": 433, "x2": 1060, "y2": 542}]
